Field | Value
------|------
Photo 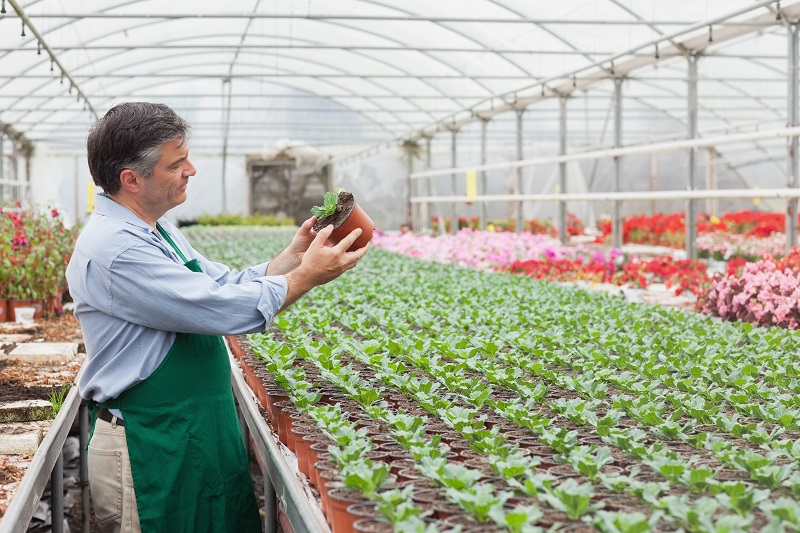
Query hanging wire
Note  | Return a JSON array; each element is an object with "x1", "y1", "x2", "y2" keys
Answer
[
  {"x1": 60, "y1": 72, "x2": 64, "y2": 84},
  {"x1": 572, "y1": 75, "x2": 577, "y2": 88},
  {"x1": 1, "y1": 0, "x2": 6, "y2": 14},
  {"x1": 708, "y1": 26, "x2": 713, "y2": 43},
  {"x1": 21, "y1": 19, "x2": 25, "y2": 37},
  {"x1": 655, "y1": 42, "x2": 660, "y2": 59},
  {"x1": 37, "y1": 41, "x2": 41, "y2": 55},
  {"x1": 777, "y1": 0, "x2": 783, "y2": 20},
  {"x1": 50, "y1": 58, "x2": 53, "y2": 72}
]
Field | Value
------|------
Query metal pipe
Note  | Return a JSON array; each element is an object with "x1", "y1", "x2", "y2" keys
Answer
[
  {"x1": 788, "y1": 23, "x2": 799, "y2": 252},
  {"x1": 411, "y1": 188, "x2": 800, "y2": 203},
  {"x1": 0, "y1": 134, "x2": 4, "y2": 203},
  {"x1": 425, "y1": 137, "x2": 432, "y2": 231},
  {"x1": 687, "y1": 53, "x2": 699, "y2": 260},
  {"x1": 6, "y1": 0, "x2": 98, "y2": 119},
  {"x1": 450, "y1": 129, "x2": 458, "y2": 235},
  {"x1": 515, "y1": 110, "x2": 524, "y2": 234},
  {"x1": 411, "y1": 126, "x2": 800, "y2": 179},
  {"x1": 480, "y1": 119, "x2": 488, "y2": 230},
  {"x1": 559, "y1": 97, "x2": 568, "y2": 244},
  {"x1": 26, "y1": 13, "x2": 772, "y2": 25},
  {"x1": 51, "y1": 452, "x2": 64, "y2": 533},
  {"x1": 264, "y1": 474, "x2": 277, "y2": 533},
  {"x1": 613, "y1": 78, "x2": 623, "y2": 249},
  {"x1": 79, "y1": 401, "x2": 90, "y2": 533}
]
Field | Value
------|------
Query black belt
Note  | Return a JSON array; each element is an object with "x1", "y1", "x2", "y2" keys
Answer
[{"x1": 97, "y1": 408, "x2": 125, "y2": 426}]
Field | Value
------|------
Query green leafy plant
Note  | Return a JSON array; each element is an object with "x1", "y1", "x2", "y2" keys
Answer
[
  {"x1": 310, "y1": 191, "x2": 339, "y2": 219},
  {"x1": 488, "y1": 504, "x2": 543, "y2": 533},
  {"x1": 540, "y1": 478, "x2": 600, "y2": 520},
  {"x1": 49, "y1": 384, "x2": 71, "y2": 416},
  {"x1": 341, "y1": 459, "x2": 390, "y2": 499},
  {"x1": 594, "y1": 510, "x2": 657, "y2": 533}
]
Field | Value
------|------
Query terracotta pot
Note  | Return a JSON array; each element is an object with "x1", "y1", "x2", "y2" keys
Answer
[
  {"x1": 8, "y1": 299, "x2": 43, "y2": 322},
  {"x1": 328, "y1": 488, "x2": 369, "y2": 533},
  {"x1": 273, "y1": 400, "x2": 296, "y2": 444},
  {"x1": 0, "y1": 300, "x2": 8, "y2": 322},
  {"x1": 329, "y1": 200, "x2": 375, "y2": 252},
  {"x1": 308, "y1": 443, "x2": 332, "y2": 488}
]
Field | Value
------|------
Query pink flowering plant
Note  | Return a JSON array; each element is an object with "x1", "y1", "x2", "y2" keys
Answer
[
  {"x1": 699, "y1": 252, "x2": 800, "y2": 329},
  {"x1": 0, "y1": 205, "x2": 78, "y2": 303}
]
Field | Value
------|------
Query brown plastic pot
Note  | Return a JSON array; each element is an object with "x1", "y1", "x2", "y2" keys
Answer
[{"x1": 329, "y1": 201, "x2": 375, "y2": 252}]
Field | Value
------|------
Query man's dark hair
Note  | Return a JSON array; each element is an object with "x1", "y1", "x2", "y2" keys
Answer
[{"x1": 86, "y1": 102, "x2": 190, "y2": 195}]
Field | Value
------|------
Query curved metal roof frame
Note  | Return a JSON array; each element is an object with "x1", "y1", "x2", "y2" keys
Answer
[{"x1": 0, "y1": 0, "x2": 798, "y2": 155}]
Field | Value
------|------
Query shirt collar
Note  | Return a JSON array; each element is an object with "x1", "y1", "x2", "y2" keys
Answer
[{"x1": 94, "y1": 193, "x2": 170, "y2": 233}]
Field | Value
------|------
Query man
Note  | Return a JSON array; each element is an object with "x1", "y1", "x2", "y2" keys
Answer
[{"x1": 65, "y1": 102, "x2": 367, "y2": 533}]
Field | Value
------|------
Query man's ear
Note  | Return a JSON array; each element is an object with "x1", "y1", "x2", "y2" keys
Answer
[{"x1": 118, "y1": 169, "x2": 141, "y2": 193}]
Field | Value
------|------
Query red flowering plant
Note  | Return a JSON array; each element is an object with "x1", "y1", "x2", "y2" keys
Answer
[{"x1": 0, "y1": 205, "x2": 78, "y2": 312}]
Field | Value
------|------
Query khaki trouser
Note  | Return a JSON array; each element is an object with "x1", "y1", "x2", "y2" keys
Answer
[{"x1": 88, "y1": 416, "x2": 141, "y2": 533}]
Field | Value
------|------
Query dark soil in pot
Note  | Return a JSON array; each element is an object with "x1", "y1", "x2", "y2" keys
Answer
[{"x1": 312, "y1": 191, "x2": 355, "y2": 231}]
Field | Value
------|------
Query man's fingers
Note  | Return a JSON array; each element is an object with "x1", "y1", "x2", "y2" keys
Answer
[
  {"x1": 334, "y1": 227, "x2": 363, "y2": 252},
  {"x1": 300, "y1": 216, "x2": 316, "y2": 231},
  {"x1": 312, "y1": 224, "x2": 334, "y2": 246}
]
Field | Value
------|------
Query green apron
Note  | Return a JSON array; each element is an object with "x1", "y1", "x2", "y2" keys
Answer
[{"x1": 88, "y1": 223, "x2": 261, "y2": 533}]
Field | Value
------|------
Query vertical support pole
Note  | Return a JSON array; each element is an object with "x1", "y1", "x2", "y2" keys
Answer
[
  {"x1": 220, "y1": 78, "x2": 232, "y2": 215},
  {"x1": 405, "y1": 147, "x2": 414, "y2": 229},
  {"x1": 425, "y1": 137, "x2": 433, "y2": 232},
  {"x1": 51, "y1": 450, "x2": 64, "y2": 533},
  {"x1": 706, "y1": 148, "x2": 719, "y2": 217},
  {"x1": 613, "y1": 78, "x2": 623, "y2": 249},
  {"x1": 79, "y1": 401, "x2": 90, "y2": 533},
  {"x1": 515, "y1": 109, "x2": 525, "y2": 234},
  {"x1": 0, "y1": 133, "x2": 4, "y2": 203},
  {"x1": 264, "y1": 473, "x2": 277, "y2": 533},
  {"x1": 687, "y1": 53, "x2": 699, "y2": 260},
  {"x1": 559, "y1": 96, "x2": 568, "y2": 244},
  {"x1": 650, "y1": 153, "x2": 658, "y2": 215},
  {"x1": 788, "y1": 23, "x2": 799, "y2": 252},
  {"x1": 450, "y1": 129, "x2": 458, "y2": 235},
  {"x1": 11, "y1": 138, "x2": 19, "y2": 204},
  {"x1": 480, "y1": 119, "x2": 488, "y2": 230}
]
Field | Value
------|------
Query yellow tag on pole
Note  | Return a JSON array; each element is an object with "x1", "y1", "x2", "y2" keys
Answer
[
  {"x1": 466, "y1": 170, "x2": 477, "y2": 199},
  {"x1": 753, "y1": 185, "x2": 760, "y2": 207},
  {"x1": 87, "y1": 181, "x2": 95, "y2": 213}
]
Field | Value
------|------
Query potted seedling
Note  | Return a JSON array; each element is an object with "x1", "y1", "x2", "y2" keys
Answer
[{"x1": 311, "y1": 190, "x2": 374, "y2": 251}]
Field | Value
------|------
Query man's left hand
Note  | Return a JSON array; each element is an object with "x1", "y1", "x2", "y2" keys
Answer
[{"x1": 267, "y1": 217, "x2": 317, "y2": 275}]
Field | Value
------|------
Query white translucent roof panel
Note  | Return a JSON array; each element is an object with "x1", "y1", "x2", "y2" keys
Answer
[{"x1": 0, "y1": 0, "x2": 797, "y2": 157}]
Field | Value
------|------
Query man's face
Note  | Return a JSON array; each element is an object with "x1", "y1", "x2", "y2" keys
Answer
[{"x1": 140, "y1": 138, "x2": 196, "y2": 213}]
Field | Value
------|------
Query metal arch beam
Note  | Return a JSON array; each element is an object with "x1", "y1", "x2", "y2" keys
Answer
[
  {"x1": 14, "y1": 75, "x2": 401, "y2": 139},
  {"x1": 12, "y1": 51, "x2": 422, "y2": 135},
  {"x1": 0, "y1": 4, "x2": 445, "y2": 136},
  {"x1": 9, "y1": 12, "x2": 765, "y2": 25},
  {"x1": 482, "y1": 0, "x2": 606, "y2": 70},
  {"x1": 13, "y1": 0, "x2": 505, "y2": 132},
  {"x1": 405, "y1": 0, "x2": 794, "y2": 140},
  {"x1": 0, "y1": 44, "x2": 619, "y2": 55},
  {"x1": 3, "y1": 0, "x2": 98, "y2": 119}
]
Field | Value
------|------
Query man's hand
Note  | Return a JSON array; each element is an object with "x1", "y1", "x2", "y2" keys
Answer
[
  {"x1": 280, "y1": 225, "x2": 368, "y2": 311},
  {"x1": 267, "y1": 217, "x2": 317, "y2": 275}
]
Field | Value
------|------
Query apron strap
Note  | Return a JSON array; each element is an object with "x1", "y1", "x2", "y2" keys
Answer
[{"x1": 156, "y1": 222, "x2": 189, "y2": 263}]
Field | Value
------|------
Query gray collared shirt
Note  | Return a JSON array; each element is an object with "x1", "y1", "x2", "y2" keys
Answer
[{"x1": 66, "y1": 194, "x2": 288, "y2": 406}]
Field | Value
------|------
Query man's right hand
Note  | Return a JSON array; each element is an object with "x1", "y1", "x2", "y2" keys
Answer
[{"x1": 279, "y1": 225, "x2": 368, "y2": 311}]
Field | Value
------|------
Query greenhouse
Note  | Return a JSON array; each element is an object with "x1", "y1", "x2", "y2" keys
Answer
[{"x1": 2, "y1": 1, "x2": 800, "y2": 532}]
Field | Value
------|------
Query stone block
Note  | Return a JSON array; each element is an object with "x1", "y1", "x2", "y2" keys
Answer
[
  {"x1": 0, "y1": 400, "x2": 54, "y2": 423},
  {"x1": 0, "y1": 423, "x2": 44, "y2": 454},
  {"x1": 4, "y1": 343, "x2": 78, "y2": 364}
]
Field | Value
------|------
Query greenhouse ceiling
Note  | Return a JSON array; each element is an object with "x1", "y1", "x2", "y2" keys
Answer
[{"x1": 0, "y1": 0, "x2": 799, "y2": 156}]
